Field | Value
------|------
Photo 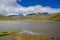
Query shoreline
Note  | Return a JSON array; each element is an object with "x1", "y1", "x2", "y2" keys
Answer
[{"x1": 0, "y1": 20, "x2": 60, "y2": 22}]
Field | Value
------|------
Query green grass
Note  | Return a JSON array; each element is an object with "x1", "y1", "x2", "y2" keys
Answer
[{"x1": 0, "y1": 31, "x2": 14, "y2": 37}]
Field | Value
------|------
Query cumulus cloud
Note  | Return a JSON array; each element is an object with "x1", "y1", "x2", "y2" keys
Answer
[
  {"x1": 0, "y1": 0, "x2": 60, "y2": 16},
  {"x1": 19, "y1": 5, "x2": 60, "y2": 16},
  {"x1": 0, "y1": 0, "x2": 22, "y2": 16}
]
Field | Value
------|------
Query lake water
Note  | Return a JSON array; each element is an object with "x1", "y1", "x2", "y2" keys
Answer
[
  {"x1": 0, "y1": 21, "x2": 60, "y2": 33},
  {"x1": 0, "y1": 21, "x2": 60, "y2": 40}
]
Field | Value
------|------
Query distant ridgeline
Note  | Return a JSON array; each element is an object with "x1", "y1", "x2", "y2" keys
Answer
[
  {"x1": 0, "y1": 12, "x2": 49, "y2": 16},
  {"x1": 0, "y1": 13, "x2": 60, "y2": 21},
  {"x1": 26, "y1": 12, "x2": 49, "y2": 16}
]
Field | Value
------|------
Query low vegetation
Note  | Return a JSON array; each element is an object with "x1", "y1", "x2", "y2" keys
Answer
[
  {"x1": 12, "y1": 33, "x2": 56, "y2": 40},
  {"x1": 0, "y1": 31, "x2": 14, "y2": 37},
  {"x1": 0, "y1": 31, "x2": 56, "y2": 40},
  {"x1": 0, "y1": 13, "x2": 60, "y2": 22}
]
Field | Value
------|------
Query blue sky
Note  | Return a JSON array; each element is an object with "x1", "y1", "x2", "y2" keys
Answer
[
  {"x1": 0, "y1": 0, "x2": 60, "y2": 16},
  {"x1": 17, "y1": 0, "x2": 60, "y2": 8}
]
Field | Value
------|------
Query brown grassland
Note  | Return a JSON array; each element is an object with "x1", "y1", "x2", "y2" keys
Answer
[
  {"x1": 0, "y1": 13, "x2": 60, "y2": 22},
  {"x1": 12, "y1": 33, "x2": 56, "y2": 40}
]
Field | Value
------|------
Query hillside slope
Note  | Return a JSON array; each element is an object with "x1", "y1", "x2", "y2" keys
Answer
[{"x1": 0, "y1": 13, "x2": 60, "y2": 22}]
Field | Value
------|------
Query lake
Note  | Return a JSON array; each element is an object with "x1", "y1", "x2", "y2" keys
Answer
[
  {"x1": 0, "y1": 21, "x2": 60, "y2": 40},
  {"x1": 0, "y1": 21, "x2": 60, "y2": 33}
]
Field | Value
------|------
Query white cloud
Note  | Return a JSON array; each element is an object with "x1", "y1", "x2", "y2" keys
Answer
[
  {"x1": 0, "y1": 0, "x2": 22, "y2": 16},
  {"x1": 0, "y1": 0, "x2": 60, "y2": 16},
  {"x1": 19, "y1": 5, "x2": 60, "y2": 16}
]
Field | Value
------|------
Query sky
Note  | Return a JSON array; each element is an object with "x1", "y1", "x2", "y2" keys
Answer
[
  {"x1": 17, "y1": 0, "x2": 60, "y2": 8},
  {"x1": 0, "y1": 0, "x2": 60, "y2": 16}
]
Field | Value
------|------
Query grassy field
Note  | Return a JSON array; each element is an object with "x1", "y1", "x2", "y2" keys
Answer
[{"x1": 0, "y1": 13, "x2": 60, "y2": 22}]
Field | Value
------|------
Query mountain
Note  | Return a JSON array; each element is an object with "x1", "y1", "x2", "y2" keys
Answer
[
  {"x1": 0, "y1": 14, "x2": 5, "y2": 16},
  {"x1": 7, "y1": 12, "x2": 48, "y2": 17},
  {"x1": 26, "y1": 13, "x2": 36, "y2": 16},
  {"x1": 42, "y1": 12, "x2": 48, "y2": 15},
  {"x1": 8, "y1": 15, "x2": 18, "y2": 17},
  {"x1": 25, "y1": 12, "x2": 48, "y2": 16},
  {"x1": 18, "y1": 13, "x2": 24, "y2": 16}
]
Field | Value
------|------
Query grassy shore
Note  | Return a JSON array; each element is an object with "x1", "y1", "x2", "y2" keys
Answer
[
  {"x1": 0, "y1": 31, "x2": 57, "y2": 40},
  {"x1": 12, "y1": 33, "x2": 56, "y2": 40},
  {"x1": 0, "y1": 31, "x2": 15, "y2": 37}
]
